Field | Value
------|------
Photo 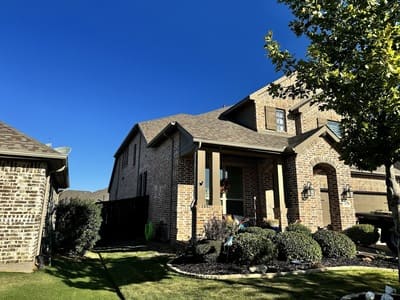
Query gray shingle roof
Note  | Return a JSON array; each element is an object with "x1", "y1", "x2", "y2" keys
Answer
[
  {"x1": 0, "y1": 121, "x2": 65, "y2": 159},
  {"x1": 139, "y1": 114, "x2": 191, "y2": 143},
  {"x1": 141, "y1": 107, "x2": 289, "y2": 153}
]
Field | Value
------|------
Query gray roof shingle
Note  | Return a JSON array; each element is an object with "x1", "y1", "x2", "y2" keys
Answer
[
  {"x1": 141, "y1": 107, "x2": 289, "y2": 153},
  {"x1": 0, "y1": 121, "x2": 65, "y2": 159}
]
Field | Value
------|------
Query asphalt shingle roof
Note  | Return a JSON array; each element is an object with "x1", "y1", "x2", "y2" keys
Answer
[
  {"x1": 140, "y1": 107, "x2": 289, "y2": 153},
  {"x1": 0, "y1": 121, "x2": 65, "y2": 158}
]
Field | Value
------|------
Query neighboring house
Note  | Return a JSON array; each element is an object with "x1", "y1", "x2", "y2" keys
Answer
[
  {"x1": 108, "y1": 75, "x2": 396, "y2": 242},
  {"x1": 59, "y1": 188, "x2": 109, "y2": 202},
  {"x1": 0, "y1": 122, "x2": 69, "y2": 272}
]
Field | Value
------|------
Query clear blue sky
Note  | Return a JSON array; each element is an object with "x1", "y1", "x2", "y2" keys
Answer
[{"x1": 0, "y1": 1, "x2": 307, "y2": 192}]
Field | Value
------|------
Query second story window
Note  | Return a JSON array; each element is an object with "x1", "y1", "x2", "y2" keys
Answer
[
  {"x1": 121, "y1": 146, "x2": 129, "y2": 168},
  {"x1": 133, "y1": 144, "x2": 137, "y2": 166},
  {"x1": 275, "y1": 109, "x2": 286, "y2": 132}
]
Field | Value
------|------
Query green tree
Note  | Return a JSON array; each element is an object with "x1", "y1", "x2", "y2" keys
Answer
[{"x1": 265, "y1": 0, "x2": 400, "y2": 278}]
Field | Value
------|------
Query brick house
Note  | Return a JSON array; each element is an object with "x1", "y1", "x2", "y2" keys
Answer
[
  {"x1": 109, "y1": 76, "x2": 395, "y2": 242},
  {"x1": 0, "y1": 122, "x2": 69, "y2": 272}
]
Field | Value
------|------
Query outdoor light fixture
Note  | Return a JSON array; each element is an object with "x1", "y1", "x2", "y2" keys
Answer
[
  {"x1": 342, "y1": 184, "x2": 353, "y2": 201},
  {"x1": 302, "y1": 181, "x2": 315, "y2": 200}
]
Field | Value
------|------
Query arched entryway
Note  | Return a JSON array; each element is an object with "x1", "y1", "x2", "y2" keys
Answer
[{"x1": 313, "y1": 163, "x2": 341, "y2": 230}]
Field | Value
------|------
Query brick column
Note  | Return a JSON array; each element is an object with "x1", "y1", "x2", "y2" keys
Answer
[
  {"x1": 211, "y1": 152, "x2": 221, "y2": 207},
  {"x1": 196, "y1": 150, "x2": 206, "y2": 207},
  {"x1": 274, "y1": 162, "x2": 288, "y2": 230}
]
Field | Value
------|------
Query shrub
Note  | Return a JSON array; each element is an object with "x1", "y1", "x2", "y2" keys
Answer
[
  {"x1": 261, "y1": 218, "x2": 279, "y2": 231},
  {"x1": 275, "y1": 231, "x2": 322, "y2": 262},
  {"x1": 286, "y1": 223, "x2": 312, "y2": 236},
  {"x1": 312, "y1": 230, "x2": 356, "y2": 258},
  {"x1": 195, "y1": 240, "x2": 222, "y2": 263},
  {"x1": 245, "y1": 226, "x2": 277, "y2": 240},
  {"x1": 204, "y1": 216, "x2": 237, "y2": 241},
  {"x1": 344, "y1": 224, "x2": 380, "y2": 246},
  {"x1": 229, "y1": 232, "x2": 277, "y2": 265},
  {"x1": 55, "y1": 198, "x2": 102, "y2": 256}
]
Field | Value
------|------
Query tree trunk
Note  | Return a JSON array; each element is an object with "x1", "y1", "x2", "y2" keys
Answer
[{"x1": 385, "y1": 163, "x2": 400, "y2": 282}]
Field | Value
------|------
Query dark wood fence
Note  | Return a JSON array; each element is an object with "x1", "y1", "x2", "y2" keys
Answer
[{"x1": 97, "y1": 196, "x2": 149, "y2": 245}]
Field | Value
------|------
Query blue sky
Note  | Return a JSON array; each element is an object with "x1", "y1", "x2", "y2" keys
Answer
[{"x1": 0, "y1": 1, "x2": 307, "y2": 192}]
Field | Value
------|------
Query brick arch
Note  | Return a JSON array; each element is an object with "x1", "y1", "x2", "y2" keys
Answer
[
  {"x1": 309, "y1": 156, "x2": 339, "y2": 170},
  {"x1": 313, "y1": 162, "x2": 341, "y2": 231}
]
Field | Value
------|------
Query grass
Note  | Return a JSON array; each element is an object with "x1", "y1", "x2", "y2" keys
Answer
[
  {"x1": 0, "y1": 253, "x2": 118, "y2": 300},
  {"x1": 100, "y1": 250, "x2": 399, "y2": 300},
  {"x1": 0, "y1": 250, "x2": 398, "y2": 300}
]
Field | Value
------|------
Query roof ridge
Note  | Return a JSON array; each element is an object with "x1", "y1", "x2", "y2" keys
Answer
[{"x1": 138, "y1": 113, "x2": 193, "y2": 125}]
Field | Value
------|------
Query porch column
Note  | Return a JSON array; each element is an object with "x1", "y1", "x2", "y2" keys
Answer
[
  {"x1": 196, "y1": 149, "x2": 206, "y2": 207},
  {"x1": 275, "y1": 163, "x2": 288, "y2": 230},
  {"x1": 211, "y1": 152, "x2": 221, "y2": 206}
]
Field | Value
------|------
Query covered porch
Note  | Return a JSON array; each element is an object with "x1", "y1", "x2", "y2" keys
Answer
[{"x1": 191, "y1": 147, "x2": 288, "y2": 239}]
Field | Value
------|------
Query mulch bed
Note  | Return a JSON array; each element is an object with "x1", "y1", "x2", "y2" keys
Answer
[{"x1": 171, "y1": 253, "x2": 397, "y2": 275}]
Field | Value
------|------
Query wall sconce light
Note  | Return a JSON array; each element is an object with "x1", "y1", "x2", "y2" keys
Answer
[
  {"x1": 302, "y1": 181, "x2": 315, "y2": 200},
  {"x1": 342, "y1": 184, "x2": 353, "y2": 201}
]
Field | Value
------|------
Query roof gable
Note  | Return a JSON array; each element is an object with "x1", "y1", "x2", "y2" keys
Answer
[{"x1": 288, "y1": 126, "x2": 340, "y2": 154}]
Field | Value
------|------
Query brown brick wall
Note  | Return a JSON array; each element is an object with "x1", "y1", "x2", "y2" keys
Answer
[
  {"x1": 0, "y1": 159, "x2": 47, "y2": 265},
  {"x1": 287, "y1": 136, "x2": 356, "y2": 231},
  {"x1": 350, "y1": 175, "x2": 386, "y2": 193},
  {"x1": 176, "y1": 156, "x2": 194, "y2": 241},
  {"x1": 253, "y1": 94, "x2": 299, "y2": 135},
  {"x1": 109, "y1": 133, "x2": 143, "y2": 200},
  {"x1": 300, "y1": 103, "x2": 341, "y2": 134}
]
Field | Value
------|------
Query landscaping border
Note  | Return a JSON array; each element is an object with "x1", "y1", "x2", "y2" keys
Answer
[{"x1": 166, "y1": 262, "x2": 396, "y2": 280}]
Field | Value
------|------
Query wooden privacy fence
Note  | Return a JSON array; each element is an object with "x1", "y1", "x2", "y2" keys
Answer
[{"x1": 97, "y1": 196, "x2": 149, "y2": 245}]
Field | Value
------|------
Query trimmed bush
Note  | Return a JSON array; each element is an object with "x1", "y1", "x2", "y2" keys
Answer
[
  {"x1": 286, "y1": 223, "x2": 312, "y2": 236},
  {"x1": 245, "y1": 226, "x2": 277, "y2": 240},
  {"x1": 313, "y1": 230, "x2": 356, "y2": 258},
  {"x1": 229, "y1": 232, "x2": 277, "y2": 265},
  {"x1": 344, "y1": 224, "x2": 380, "y2": 246},
  {"x1": 275, "y1": 231, "x2": 322, "y2": 262},
  {"x1": 204, "y1": 216, "x2": 237, "y2": 241},
  {"x1": 55, "y1": 198, "x2": 102, "y2": 256},
  {"x1": 195, "y1": 240, "x2": 222, "y2": 263}
]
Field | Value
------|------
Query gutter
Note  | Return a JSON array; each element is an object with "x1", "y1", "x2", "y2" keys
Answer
[
  {"x1": 36, "y1": 164, "x2": 67, "y2": 265},
  {"x1": 0, "y1": 150, "x2": 67, "y2": 160},
  {"x1": 192, "y1": 138, "x2": 285, "y2": 154}
]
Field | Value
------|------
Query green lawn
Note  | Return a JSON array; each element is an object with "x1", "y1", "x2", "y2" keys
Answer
[
  {"x1": 0, "y1": 254, "x2": 118, "y2": 300},
  {"x1": 101, "y1": 251, "x2": 399, "y2": 300},
  {"x1": 0, "y1": 250, "x2": 398, "y2": 300}
]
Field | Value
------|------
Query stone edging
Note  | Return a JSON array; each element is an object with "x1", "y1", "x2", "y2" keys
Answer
[{"x1": 166, "y1": 262, "x2": 396, "y2": 280}]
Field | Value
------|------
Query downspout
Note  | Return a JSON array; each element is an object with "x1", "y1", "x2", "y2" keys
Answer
[
  {"x1": 36, "y1": 172, "x2": 51, "y2": 259},
  {"x1": 36, "y1": 164, "x2": 66, "y2": 266},
  {"x1": 169, "y1": 136, "x2": 175, "y2": 241},
  {"x1": 190, "y1": 141, "x2": 202, "y2": 242}
]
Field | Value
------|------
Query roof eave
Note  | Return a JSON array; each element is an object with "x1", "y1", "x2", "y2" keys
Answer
[
  {"x1": 114, "y1": 124, "x2": 140, "y2": 157},
  {"x1": 219, "y1": 96, "x2": 252, "y2": 119},
  {"x1": 0, "y1": 152, "x2": 69, "y2": 189},
  {"x1": 192, "y1": 138, "x2": 286, "y2": 154}
]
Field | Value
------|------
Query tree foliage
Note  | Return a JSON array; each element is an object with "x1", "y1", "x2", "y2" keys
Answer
[
  {"x1": 265, "y1": 0, "x2": 400, "y2": 279},
  {"x1": 265, "y1": 0, "x2": 399, "y2": 171}
]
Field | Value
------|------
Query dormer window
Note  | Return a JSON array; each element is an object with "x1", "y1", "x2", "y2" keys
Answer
[{"x1": 276, "y1": 109, "x2": 286, "y2": 132}]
